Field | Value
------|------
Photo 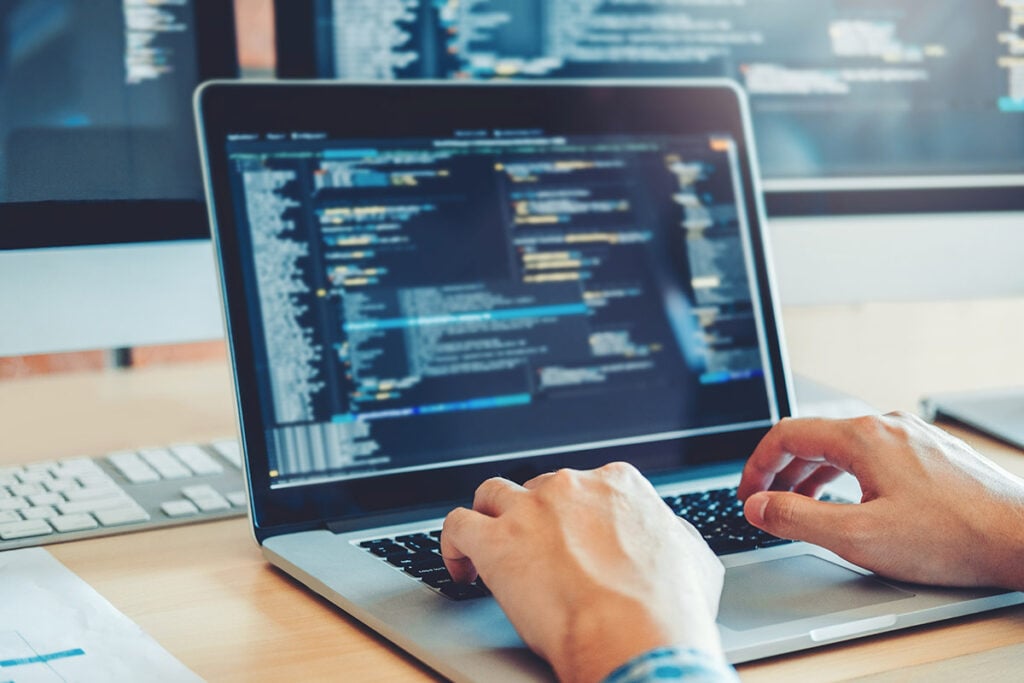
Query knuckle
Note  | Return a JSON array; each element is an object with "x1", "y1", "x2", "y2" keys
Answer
[
  {"x1": 773, "y1": 417, "x2": 797, "y2": 440},
  {"x1": 551, "y1": 467, "x2": 575, "y2": 481},
  {"x1": 846, "y1": 414, "x2": 889, "y2": 445},
  {"x1": 476, "y1": 477, "x2": 499, "y2": 495},
  {"x1": 547, "y1": 468, "x2": 579, "y2": 491},
  {"x1": 599, "y1": 461, "x2": 636, "y2": 478},
  {"x1": 849, "y1": 414, "x2": 882, "y2": 433},
  {"x1": 880, "y1": 415, "x2": 915, "y2": 441},
  {"x1": 442, "y1": 507, "x2": 469, "y2": 537}
]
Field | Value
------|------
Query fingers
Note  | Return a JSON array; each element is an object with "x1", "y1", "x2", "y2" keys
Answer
[
  {"x1": 441, "y1": 507, "x2": 492, "y2": 583},
  {"x1": 473, "y1": 477, "x2": 526, "y2": 516},
  {"x1": 738, "y1": 417, "x2": 865, "y2": 500},
  {"x1": 744, "y1": 490, "x2": 860, "y2": 553},
  {"x1": 793, "y1": 466, "x2": 845, "y2": 498},
  {"x1": 442, "y1": 477, "x2": 526, "y2": 583},
  {"x1": 768, "y1": 459, "x2": 825, "y2": 492}
]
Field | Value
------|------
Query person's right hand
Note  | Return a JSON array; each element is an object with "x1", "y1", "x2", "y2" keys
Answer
[{"x1": 738, "y1": 413, "x2": 1024, "y2": 590}]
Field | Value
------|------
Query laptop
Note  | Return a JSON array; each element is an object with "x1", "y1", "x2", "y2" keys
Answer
[
  {"x1": 195, "y1": 81, "x2": 1023, "y2": 681},
  {"x1": 922, "y1": 387, "x2": 1024, "y2": 451}
]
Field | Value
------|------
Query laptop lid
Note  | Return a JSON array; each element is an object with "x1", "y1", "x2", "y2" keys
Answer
[{"x1": 196, "y1": 81, "x2": 794, "y2": 542}]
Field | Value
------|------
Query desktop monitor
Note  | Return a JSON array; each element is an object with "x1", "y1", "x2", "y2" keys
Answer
[
  {"x1": 274, "y1": 0, "x2": 1024, "y2": 304},
  {"x1": 0, "y1": 0, "x2": 238, "y2": 356}
]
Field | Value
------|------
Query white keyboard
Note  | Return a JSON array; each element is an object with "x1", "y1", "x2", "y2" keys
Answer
[{"x1": 0, "y1": 440, "x2": 247, "y2": 550}]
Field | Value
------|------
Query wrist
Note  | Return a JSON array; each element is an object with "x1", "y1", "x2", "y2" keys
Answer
[
  {"x1": 552, "y1": 592, "x2": 721, "y2": 683},
  {"x1": 983, "y1": 498, "x2": 1024, "y2": 591}
]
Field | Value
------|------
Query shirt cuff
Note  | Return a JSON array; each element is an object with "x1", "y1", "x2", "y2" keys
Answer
[{"x1": 602, "y1": 646, "x2": 740, "y2": 683}]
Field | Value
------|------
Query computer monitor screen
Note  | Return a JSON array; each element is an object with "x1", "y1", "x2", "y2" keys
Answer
[
  {"x1": 274, "y1": 0, "x2": 1024, "y2": 215},
  {"x1": 0, "y1": 0, "x2": 238, "y2": 355}
]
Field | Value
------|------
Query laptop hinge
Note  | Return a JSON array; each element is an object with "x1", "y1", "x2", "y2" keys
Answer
[{"x1": 325, "y1": 502, "x2": 464, "y2": 535}]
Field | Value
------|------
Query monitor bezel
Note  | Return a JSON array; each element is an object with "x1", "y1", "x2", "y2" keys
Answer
[
  {"x1": 196, "y1": 80, "x2": 794, "y2": 540},
  {"x1": 0, "y1": 0, "x2": 240, "y2": 252}
]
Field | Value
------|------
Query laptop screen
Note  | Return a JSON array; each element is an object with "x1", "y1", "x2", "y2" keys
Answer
[
  {"x1": 199, "y1": 82, "x2": 792, "y2": 533},
  {"x1": 225, "y1": 127, "x2": 777, "y2": 488}
]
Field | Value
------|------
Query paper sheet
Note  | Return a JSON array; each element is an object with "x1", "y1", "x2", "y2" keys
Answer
[{"x1": 0, "y1": 547, "x2": 202, "y2": 683}]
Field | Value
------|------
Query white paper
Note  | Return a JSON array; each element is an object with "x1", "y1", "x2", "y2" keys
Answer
[{"x1": 0, "y1": 547, "x2": 202, "y2": 683}]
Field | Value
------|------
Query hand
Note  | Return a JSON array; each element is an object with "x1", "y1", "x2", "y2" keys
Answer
[
  {"x1": 738, "y1": 413, "x2": 1024, "y2": 590},
  {"x1": 441, "y1": 462, "x2": 725, "y2": 683}
]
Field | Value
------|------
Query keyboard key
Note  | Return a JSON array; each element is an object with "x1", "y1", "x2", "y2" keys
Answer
[
  {"x1": 439, "y1": 582, "x2": 488, "y2": 601},
  {"x1": 17, "y1": 469, "x2": 52, "y2": 484},
  {"x1": 407, "y1": 565, "x2": 450, "y2": 584},
  {"x1": 386, "y1": 552, "x2": 428, "y2": 568},
  {"x1": 20, "y1": 506, "x2": 59, "y2": 520},
  {"x1": 180, "y1": 484, "x2": 231, "y2": 511},
  {"x1": 57, "y1": 495, "x2": 136, "y2": 516},
  {"x1": 10, "y1": 483, "x2": 44, "y2": 497},
  {"x1": 161, "y1": 500, "x2": 200, "y2": 518},
  {"x1": 421, "y1": 573, "x2": 456, "y2": 589},
  {"x1": 57, "y1": 457, "x2": 103, "y2": 474},
  {"x1": 172, "y1": 445, "x2": 224, "y2": 475},
  {"x1": 226, "y1": 491, "x2": 248, "y2": 507},
  {"x1": 43, "y1": 478, "x2": 79, "y2": 493},
  {"x1": 107, "y1": 452, "x2": 161, "y2": 484},
  {"x1": 27, "y1": 492, "x2": 63, "y2": 507},
  {"x1": 77, "y1": 472, "x2": 117, "y2": 488},
  {"x1": 50, "y1": 514, "x2": 100, "y2": 533},
  {"x1": 0, "y1": 497, "x2": 25, "y2": 512},
  {"x1": 0, "y1": 511, "x2": 20, "y2": 523},
  {"x1": 406, "y1": 537, "x2": 440, "y2": 552},
  {"x1": 139, "y1": 448, "x2": 192, "y2": 480},
  {"x1": 94, "y1": 506, "x2": 151, "y2": 527},
  {"x1": 0, "y1": 519, "x2": 52, "y2": 540},
  {"x1": 369, "y1": 543, "x2": 408, "y2": 558},
  {"x1": 63, "y1": 485, "x2": 123, "y2": 502},
  {"x1": 212, "y1": 440, "x2": 243, "y2": 469},
  {"x1": 192, "y1": 494, "x2": 230, "y2": 513}
]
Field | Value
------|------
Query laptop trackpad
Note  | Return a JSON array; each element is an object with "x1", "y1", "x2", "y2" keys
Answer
[{"x1": 718, "y1": 555, "x2": 913, "y2": 631}]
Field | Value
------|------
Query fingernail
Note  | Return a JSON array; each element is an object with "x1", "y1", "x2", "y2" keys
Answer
[{"x1": 749, "y1": 493, "x2": 769, "y2": 524}]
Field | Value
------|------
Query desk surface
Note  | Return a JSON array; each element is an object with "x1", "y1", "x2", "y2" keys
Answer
[{"x1": 3, "y1": 301, "x2": 1024, "y2": 681}]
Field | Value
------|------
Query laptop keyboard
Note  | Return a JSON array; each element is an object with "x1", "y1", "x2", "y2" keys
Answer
[
  {"x1": 360, "y1": 531, "x2": 492, "y2": 600},
  {"x1": 663, "y1": 487, "x2": 795, "y2": 555},
  {"x1": 0, "y1": 440, "x2": 247, "y2": 551},
  {"x1": 358, "y1": 486, "x2": 797, "y2": 601}
]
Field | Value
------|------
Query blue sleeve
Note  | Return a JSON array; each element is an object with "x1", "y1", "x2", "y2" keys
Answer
[{"x1": 602, "y1": 647, "x2": 740, "y2": 683}]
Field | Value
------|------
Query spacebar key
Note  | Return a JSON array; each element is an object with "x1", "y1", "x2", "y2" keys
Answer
[{"x1": 0, "y1": 519, "x2": 53, "y2": 540}]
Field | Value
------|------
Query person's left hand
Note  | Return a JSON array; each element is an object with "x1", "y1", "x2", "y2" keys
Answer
[{"x1": 441, "y1": 462, "x2": 725, "y2": 683}]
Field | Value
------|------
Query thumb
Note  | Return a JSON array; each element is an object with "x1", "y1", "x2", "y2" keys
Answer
[{"x1": 744, "y1": 491, "x2": 854, "y2": 551}]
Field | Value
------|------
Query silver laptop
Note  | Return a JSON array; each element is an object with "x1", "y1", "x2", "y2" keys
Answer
[
  {"x1": 922, "y1": 387, "x2": 1024, "y2": 451},
  {"x1": 195, "y1": 80, "x2": 1023, "y2": 682}
]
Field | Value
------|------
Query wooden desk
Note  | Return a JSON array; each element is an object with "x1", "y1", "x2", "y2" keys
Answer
[{"x1": 2, "y1": 300, "x2": 1024, "y2": 681}]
